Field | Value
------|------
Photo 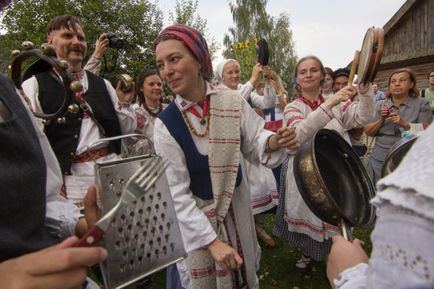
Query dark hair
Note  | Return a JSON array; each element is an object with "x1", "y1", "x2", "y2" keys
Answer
[
  {"x1": 333, "y1": 68, "x2": 350, "y2": 80},
  {"x1": 47, "y1": 15, "x2": 81, "y2": 35},
  {"x1": 386, "y1": 68, "x2": 419, "y2": 98},
  {"x1": 294, "y1": 55, "x2": 325, "y2": 93},
  {"x1": 136, "y1": 69, "x2": 161, "y2": 106}
]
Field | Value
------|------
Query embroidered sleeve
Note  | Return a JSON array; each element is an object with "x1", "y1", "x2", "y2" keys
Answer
[
  {"x1": 283, "y1": 101, "x2": 332, "y2": 144},
  {"x1": 284, "y1": 106, "x2": 304, "y2": 127}
]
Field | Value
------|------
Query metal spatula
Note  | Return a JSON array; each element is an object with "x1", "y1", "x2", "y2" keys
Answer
[{"x1": 75, "y1": 157, "x2": 165, "y2": 247}]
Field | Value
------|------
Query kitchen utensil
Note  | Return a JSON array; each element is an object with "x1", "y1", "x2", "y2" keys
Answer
[
  {"x1": 294, "y1": 129, "x2": 376, "y2": 241},
  {"x1": 75, "y1": 157, "x2": 164, "y2": 247}
]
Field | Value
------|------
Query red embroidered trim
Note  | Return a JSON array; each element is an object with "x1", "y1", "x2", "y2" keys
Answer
[
  {"x1": 297, "y1": 94, "x2": 325, "y2": 110},
  {"x1": 285, "y1": 218, "x2": 339, "y2": 234},
  {"x1": 342, "y1": 100, "x2": 352, "y2": 112},
  {"x1": 286, "y1": 115, "x2": 303, "y2": 127},
  {"x1": 187, "y1": 96, "x2": 209, "y2": 120},
  {"x1": 72, "y1": 147, "x2": 110, "y2": 163},
  {"x1": 191, "y1": 265, "x2": 216, "y2": 279},
  {"x1": 284, "y1": 108, "x2": 301, "y2": 117}
]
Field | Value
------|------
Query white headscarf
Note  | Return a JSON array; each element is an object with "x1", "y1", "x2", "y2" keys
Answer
[{"x1": 214, "y1": 59, "x2": 239, "y2": 83}]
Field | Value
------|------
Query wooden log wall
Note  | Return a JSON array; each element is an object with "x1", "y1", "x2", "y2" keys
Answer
[
  {"x1": 382, "y1": 0, "x2": 434, "y2": 63},
  {"x1": 373, "y1": 0, "x2": 434, "y2": 94}
]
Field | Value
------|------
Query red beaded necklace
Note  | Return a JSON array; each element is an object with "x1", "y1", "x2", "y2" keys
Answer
[{"x1": 181, "y1": 96, "x2": 210, "y2": 137}]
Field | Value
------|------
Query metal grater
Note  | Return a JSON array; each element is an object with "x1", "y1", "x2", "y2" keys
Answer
[{"x1": 95, "y1": 154, "x2": 186, "y2": 289}]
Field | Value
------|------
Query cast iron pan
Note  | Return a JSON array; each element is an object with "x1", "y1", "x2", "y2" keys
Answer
[
  {"x1": 381, "y1": 135, "x2": 418, "y2": 177},
  {"x1": 294, "y1": 129, "x2": 376, "y2": 240},
  {"x1": 256, "y1": 38, "x2": 269, "y2": 66}
]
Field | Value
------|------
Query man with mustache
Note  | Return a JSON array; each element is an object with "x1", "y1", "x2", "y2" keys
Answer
[{"x1": 22, "y1": 15, "x2": 136, "y2": 210}]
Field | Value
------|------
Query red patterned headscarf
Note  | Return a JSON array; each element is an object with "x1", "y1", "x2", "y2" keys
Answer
[{"x1": 155, "y1": 24, "x2": 213, "y2": 81}]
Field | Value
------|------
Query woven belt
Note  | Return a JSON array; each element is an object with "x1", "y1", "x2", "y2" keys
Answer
[{"x1": 73, "y1": 147, "x2": 110, "y2": 163}]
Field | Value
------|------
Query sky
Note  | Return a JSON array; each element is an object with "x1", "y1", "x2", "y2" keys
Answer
[{"x1": 158, "y1": 0, "x2": 407, "y2": 69}]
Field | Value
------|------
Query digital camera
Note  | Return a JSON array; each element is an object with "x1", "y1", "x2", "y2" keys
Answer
[{"x1": 106, "y1": 32, "x2": 124, "y2": 49}]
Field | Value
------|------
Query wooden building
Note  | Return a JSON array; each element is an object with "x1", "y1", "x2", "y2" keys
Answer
[{"x1": 374, "y1": 0, "x2": 434, "y2": 91}]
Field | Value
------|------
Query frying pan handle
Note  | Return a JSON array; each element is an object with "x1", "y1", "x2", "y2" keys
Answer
[
  {"x1": 74, "y1": 226, "x2": 104, "y2": 247},
  {"x1": 338, "y1": 219, "x2": 353, "y2": 241},
  {"x1": 348, "y1": 50, "x2": 360, "y2": 86}
]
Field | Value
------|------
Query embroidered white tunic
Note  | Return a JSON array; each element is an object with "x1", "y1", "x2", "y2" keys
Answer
[
  {"x1": 154, "y1": 84, "x2": 288, "y2": 289},
  {"x1": 282, "y1": 89, "x2": 375, "y2": 242},
  {"x1": 134, "y1": 103, "x2": 168, "y2": 149},
  {"x1": 218, "y1": 82, "x2": 279, "y2": 214}
]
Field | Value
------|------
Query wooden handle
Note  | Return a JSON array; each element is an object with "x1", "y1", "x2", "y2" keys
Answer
[
  {"x1": 74, "y1": 226, "x2": 104, "y2": 247},
  {"x1": 348, "y1": 50, "x2": 360, "y2": 86}
]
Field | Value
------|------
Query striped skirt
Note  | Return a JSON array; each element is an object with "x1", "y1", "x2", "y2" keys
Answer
[{"x1": 272, "y1": 161, "x2": 332, "y2": 261}]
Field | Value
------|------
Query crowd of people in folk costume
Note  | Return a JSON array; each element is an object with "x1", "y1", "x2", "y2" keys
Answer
[{"x1": 1, "y1": 9, "x2": 434, "y2": 289}]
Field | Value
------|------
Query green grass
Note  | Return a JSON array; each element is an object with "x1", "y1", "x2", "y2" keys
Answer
[
  {"x1": 90, "y1": 215, "x2": 373, "y2": 288},
  {"x1": 256, "y1": 215, "x2": 372, "y2": 289}
]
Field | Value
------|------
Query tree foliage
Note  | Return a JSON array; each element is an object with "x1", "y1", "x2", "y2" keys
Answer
[
  {"x1": 168, "y1": 0, "x2": 220, "y2": 61},
  {"x1": 267, "y1": 13, "x2": 297, "y2": 92},
  {"x1": 223, "y1": 0, "x2": 297, "y2": 89},
  {"x1": 0, "y1": 0, "x2": 163, "y2": 83}
]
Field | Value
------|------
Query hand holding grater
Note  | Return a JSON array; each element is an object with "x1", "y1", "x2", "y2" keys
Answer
[{"x1": 75, "y1": 157, "x2": 164, "y2": 247}]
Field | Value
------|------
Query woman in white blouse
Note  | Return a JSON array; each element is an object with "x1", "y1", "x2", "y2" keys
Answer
[
  {"x1": 153, "y1": 24, "x2": 297, "y2": 289},
  {"x1": 274, "y1": 55, "x2": 374, "y2": 273},
  {"x1": 215, "y1": 58, "x2": 281, "y2": 245}
]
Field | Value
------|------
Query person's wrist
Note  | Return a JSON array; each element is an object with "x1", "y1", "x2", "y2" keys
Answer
[
  {"x1": 250, "y1": 78, "x2": 258, "y2": 87},
  {"x1": 206, "y1": 238, "x2": 218, "y2": 250},
  {"x1": 266, "y1": 135, "x2": 279, "y2": 152},
  {"x1": 118, "y1": 100, "x2": 131, "y2": 108}
]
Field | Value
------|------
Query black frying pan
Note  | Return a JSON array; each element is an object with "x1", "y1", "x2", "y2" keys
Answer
[
  {"x1": 255, "y1": 38, "x2": 269, "y2": 66},
  {"x1": 294, "y1": 129, "x2": 376, "y2": 240},
  {"x1": 381, "y1": 135, "x2": 417, "y2": 177}
]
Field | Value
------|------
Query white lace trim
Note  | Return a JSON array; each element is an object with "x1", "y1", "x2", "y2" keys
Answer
[
  {"x1": 372, "y1": 242, "x2": 434, "y2": 281},
  {"x1": 372, "y1": 188, "x2": 434, "y2": 222}
]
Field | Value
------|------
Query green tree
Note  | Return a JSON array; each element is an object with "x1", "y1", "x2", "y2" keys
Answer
[
  {"x1": 0, "y1": 0, "x2": 163, "y2": 83},
  {"x1": 267, "y1": 13, "x2": 297, "y2": 92},
  {"x1": 223, "y1": 0, "x2": 297, "y2": 89},
  {"x1": 168, "y1": 0, "x2": 220, "y2": 61}
]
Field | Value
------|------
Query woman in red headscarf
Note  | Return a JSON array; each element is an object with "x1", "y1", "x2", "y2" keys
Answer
[{"x1": 153, "y1": 24, "x2": 298, "y2": 289}]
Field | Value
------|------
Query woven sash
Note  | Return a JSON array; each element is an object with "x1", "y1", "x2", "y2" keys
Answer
[{"x1": 185, "y1": 90, "x2": 243, "y2": 289}]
